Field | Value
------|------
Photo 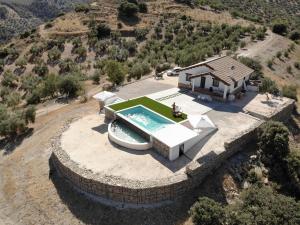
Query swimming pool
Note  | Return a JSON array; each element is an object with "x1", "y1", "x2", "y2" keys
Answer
[{"x1": 117, "y1": 105, "x2": 174, "y2": 133}]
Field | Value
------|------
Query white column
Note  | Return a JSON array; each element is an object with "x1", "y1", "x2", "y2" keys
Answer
[
  {"x1": 223, "y1": 85, "x2": 228, "y2": 99},
  {"x1": 192, "y1": 79, "x2": 195, "y2": 92}
]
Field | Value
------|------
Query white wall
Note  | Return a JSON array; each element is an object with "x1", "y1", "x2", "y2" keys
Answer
[{"x1": 178, "y1": 66, "x2": 211, "y2": 85}]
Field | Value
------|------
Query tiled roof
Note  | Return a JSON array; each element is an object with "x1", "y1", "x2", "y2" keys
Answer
[{"x1": 180, "y1": 56, "x2": 254, "y2": 85}]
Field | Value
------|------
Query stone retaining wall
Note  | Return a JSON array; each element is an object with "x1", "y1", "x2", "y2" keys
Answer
[{"x1": 51, "y1": 99, "x2": 295, "y2": 206}]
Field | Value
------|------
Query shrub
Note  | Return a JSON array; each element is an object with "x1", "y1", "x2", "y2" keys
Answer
[
  {"x1": 294, "y1": 62, "x2": 300, "y2": 70},
  {"x1": 15, "y1": 57, "x2": 27, "y2": 69},
  {"x1": 272, "y1": 22, "x2": 288, "y2": 35},
  {"x1": 284, "y1": 51, "x2": 289, "y2": 58},
  {"x1": 259, "y1": 77, "x2": 279, "y2": 95},
  {"x1": 135, "y1": 28, "x2": 148, "y2": 41},
  {"x1": 105, "y1": 60, "x2": 125, "y2": 85},
  {"x1": 276, "y1": 51, "x2": 282, "y2": 59},
  {"x1": 5, "y1": 92, "x2": 21, "y2": 107},
  {"x1": 282, "y1": 85, "x2": 297, "y2": 100},
  {"x1": 26, "y1": 89, "x2": 42, "y2": 105},
  {"x1": 44, "y1": 22, "x2": 53, "y2": 29},
  {"x1": 74, "y1": 3, "x2": 90, "y2": 13},
  {"x1": 267, "y1": 59, "x2": 273, "y2": 69},
  {"x1": 286, "y1": 150, "x2": 300, "y2": 193},
  {"x1": 189, "y1": 197, "x2": 224, "y2": 225},
  {"x1": 138, "y1": 2, "x2": 148, "y2": 13},
  {"x1": 74, "y1": 46, "x2": 87, "y2": 59},
  {"x1": 48, "y1": 46, "x2": 61, "y2": 62},
  {"x1": 59, "y1": 58, "x2": 76, "y2": 74},
  {"x1": 1, "y1": 70, "x2": 18, "y2": 88},
  {"x1": 118, "y1": 1, "x2": 139, "y2": 17},
  {"x1": 290, "y1": 30, "x2": 300, "y2": 40},
  {"x1": 91, "y1": 70, "x2": 101, "y2": 84},
  {"x1": 59, "y1": 75, "x2": 82, "y2": 97},
  {"x1": 33, "y1": 62, "x2": 49, "y2": 76},
  {"x1": 258, "y1": 121, "x2": 289, "y2": 161},
  {"x1": 226, "y1": 185, "x2": 300, "y2": 225},
  {"x1": 42, "y1": 73, "x2": 60, "y2": 98},
  {"x1": 287, "y1": 65, "x2": 292, "y2": 74},
  {"x1": 94, "y1": 24, "x2": 111, "y2": 39}
]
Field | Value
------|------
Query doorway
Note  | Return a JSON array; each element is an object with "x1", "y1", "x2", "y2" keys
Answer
[
  {"x1": 200, "y1": 77, "x2": 206, "y2": 88},
  {"x1": 179, "y1": 144, "x2": 185, "y2": 156}
]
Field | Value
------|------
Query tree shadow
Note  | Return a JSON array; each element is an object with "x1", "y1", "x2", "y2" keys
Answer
[
  {"x1": 117, "y1": 14, "x2": 140, "y2": 26},
  {"x1": 92, "y1": 124, "x2": 108, "y2": 134},
  {"x1": 0, "y1": 128, "x2": 34, "y2": 155}
]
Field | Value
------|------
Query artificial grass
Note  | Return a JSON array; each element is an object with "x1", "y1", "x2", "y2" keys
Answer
[{"x1": 108, "y1": 96, "x2": 187, "y2": 122}]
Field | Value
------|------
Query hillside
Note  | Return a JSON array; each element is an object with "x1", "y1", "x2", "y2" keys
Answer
[{"x1": 0, "y1": 0, "x2": 90, "y2": 42}]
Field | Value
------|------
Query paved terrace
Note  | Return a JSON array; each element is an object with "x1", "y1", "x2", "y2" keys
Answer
[{"x1": 60, "y1": 76, "x2": 293, "y2": 182}]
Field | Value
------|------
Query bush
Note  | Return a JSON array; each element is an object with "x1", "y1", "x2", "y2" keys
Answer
[
  {"x1": 138, "y1": 2, "x2": 148, "y2": 13},
  {"x1": 290, "y1": 30, "x2": 300, "y2": 40},
  {"x1": 295, "y1": 62, "x2": 300, "y2": 70},
  {"x1": 59, "y1": 58, "x2": 76, "y2": 74},
  {"x1": 286, "y1": 150, "x2": 300, "y2": 193},
  {"x1": 287, "y1": 65, "x2": 292, "y2": 74},
  {"x1": 91, "y1": 70, "x2": 101, "y2": 84},
  {"x1": 118, "y1": 1, "x2": 139, "y2": 17},
  {"x1": 26, "y1": 89, "x2": 42, "y2": 105},
  {"x1": 276, "y1": 51, "x2": 282, "y2": 59},
  {"x1": 33, "y1": 62, "x2": 49, "y2": 76},
  {"x1": 282, "y1": 85, "x2": 297, "y2": 100},
  {"x1": 74, "y1": 3, "x2": 90, "y2": 13},
  {"x1": 48, "y1": 47, "x2": 61, "y2": 62},
  {"x1": 272, "y1": 22, "x2": 288, "y2": 35},
  {"x1": 93, "y1": 24, "x2": 111, "y2": 39},
  {"x1": 267, "y1": 59, "x2": 273, "y2": 68},
  {"x1": 42, "y1": 73, "x2": 60, "y2": 98},
  {"x1": 258, "y1": 121, "x2": 290, "y2": 161},
  {"x1": 226, "y1": 185, "x2": 300, "y2": 225},
  {"x1": 59, "y1": 75, "x2": 82, "y2": 97},
  {"x1": 15, "y1": 57, "x2": 27, "y2": 69},
  {"x1": 105, "y1": 60, "x2": 125, "y2": 85},
  {"x1": 0, "y1": 104, "x2": 36, "y2": 137},
  {"x1": 135, "y1": 28, "x2": 148, "y2": 41},
  {"x1": 44, "y1": 22, "x2": 53, "y2": 29},
  {"x1": 1, "y1": 70, "x2": 18, "y2": 88},
  {"x1": 189, "y1": 197, "x2": 224, "y2": 225}
]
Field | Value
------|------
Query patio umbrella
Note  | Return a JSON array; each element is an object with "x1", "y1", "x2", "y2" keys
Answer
[{"x1": 188, "y1": 115, "x2": 216, "y2": 129}]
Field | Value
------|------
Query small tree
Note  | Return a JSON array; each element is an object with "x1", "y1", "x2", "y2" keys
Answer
[
  {"x1": 91, "y1": 70, "x2": 101, "y2": 84},
  {"x1": 258, "y1": 121, "x2": 289, "y2": 162},
  {"x1": 42, "y1": 73, "x2": 60, "y2": 98},
  {"x1": 259, "y1": 77, "x2": 279, "y2": 96},
  {"x1": 74, "y1": 46, "x2": 87, "y2": 60},
  {"x1": 189, "y1": 197, "x2": 224, "y2": 225},
  {"x1": 1, "y1": 70, "x2": 18, "y2": 88},
  {"x1": 15, "y1": 57, "x2": 27, "y2": 70},
  {"x1": 33, "y1": 62, "x2": 49, "y2": 76},
  {"x1": 48, "y1": 46, "x2": 61, "y2": 63},
  {"x1": 118, "y1": 1, "x2": 139, "y2": 17},
  {"x1": 59, "y1": 75, "x2": 82, "y2": 97},
  {"x1": 272, "y1": 22, "x2": 288, "y2": 35},
  {"x1": 105, "y1": 60, "x2": 125, "y2": 86},
  {"x1": 59, "y1": 58, "x2": 76, "y2": 74}
]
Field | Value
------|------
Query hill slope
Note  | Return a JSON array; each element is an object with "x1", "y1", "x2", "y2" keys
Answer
[{"x1": 0, "y1": 0, "x2": 90, "y2": 42}]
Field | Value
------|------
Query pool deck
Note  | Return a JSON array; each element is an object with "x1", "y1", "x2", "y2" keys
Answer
[{"x1": 60, "y1": 76, "x2": 294, "y2": 183}]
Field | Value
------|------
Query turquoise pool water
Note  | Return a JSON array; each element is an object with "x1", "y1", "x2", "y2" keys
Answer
[
  {"x1": 118, "y1": 105, "x2": 174, "y2": 133},
  {"x1": 111, "y1": 120, "x2": 147, "y2": 143}
]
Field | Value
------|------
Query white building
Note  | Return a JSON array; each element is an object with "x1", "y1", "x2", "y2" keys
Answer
[{"x1": 178, "y1": 56, "x2": 254, "y2": 100}]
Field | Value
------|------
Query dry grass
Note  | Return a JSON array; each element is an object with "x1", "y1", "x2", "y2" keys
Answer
[{"x1": 48, "y1": 13, "x2": 88, "y2": 33}]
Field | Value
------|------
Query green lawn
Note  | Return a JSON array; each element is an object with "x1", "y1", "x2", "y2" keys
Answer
[{"x1": 108, "y1": 96, "x2": 187, "y2": 122}]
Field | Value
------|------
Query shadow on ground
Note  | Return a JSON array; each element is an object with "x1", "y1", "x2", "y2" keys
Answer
[
  {"x1": 0, "y1": 128, "x2": 33, "y2": 155},
  {"x1": 48, "y1": 154, "x2": 228, "y2": 225}
]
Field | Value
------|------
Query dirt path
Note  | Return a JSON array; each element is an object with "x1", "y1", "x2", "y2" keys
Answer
[{"x1": 237, "y1": 30, "x2": 292, "y2": 60}]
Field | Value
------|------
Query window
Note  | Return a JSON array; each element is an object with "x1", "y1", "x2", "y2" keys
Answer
[
  {"x1": 185, "y1": 74, "x2": 189, "y2": 81},
  {"x1": 212, "y1": 78, "x2": 219, "y2": 87}
]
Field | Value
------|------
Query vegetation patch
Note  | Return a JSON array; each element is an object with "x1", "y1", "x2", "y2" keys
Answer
[{"x1": 108, "y1": 96, "x2": 187, "y2": 122}]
